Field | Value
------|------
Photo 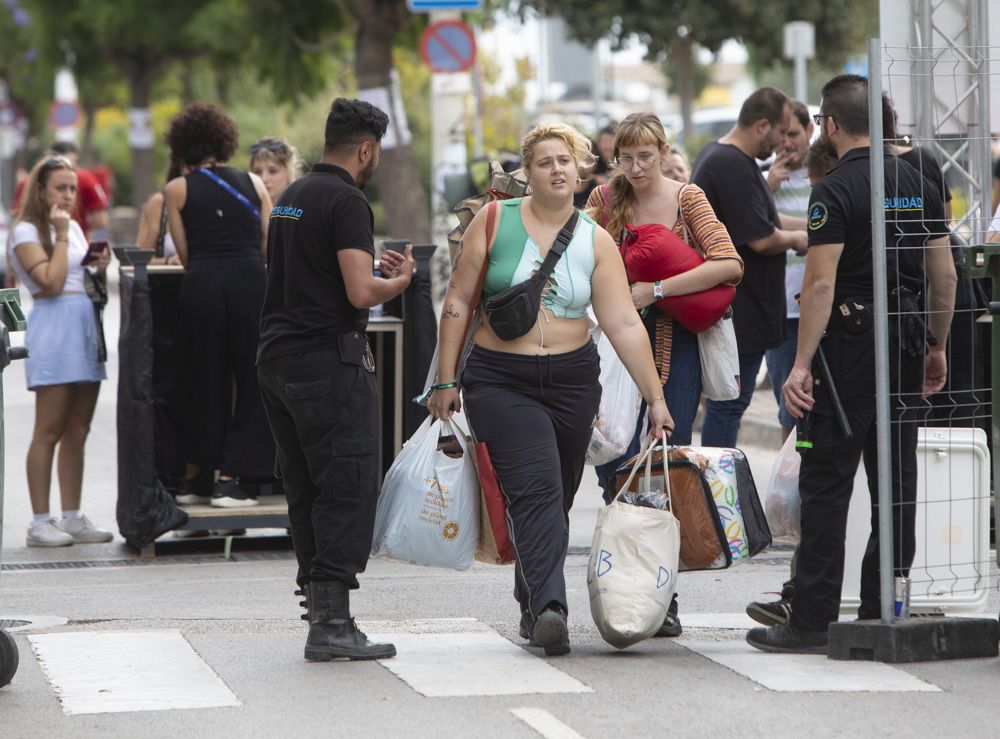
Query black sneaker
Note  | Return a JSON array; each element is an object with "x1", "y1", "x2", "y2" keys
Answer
[
  {"x1": 655, "y1": 594, "x2": 682, "y2": 637},
  {"x1": 533, "y1": 606, "x2": 570, "y2": 656},
  {"x1": 211, "y1": 478, "x2": 259, "y2": 508},
  {"x1": 176, "y1": 471, "x2": 213, "y2": 505},
  {"x1": 746, "y1": 624, "x2": 827, "y2": 654},
  {"x1": 746, "y1": 598, "x2": 793, "y2": 627}
]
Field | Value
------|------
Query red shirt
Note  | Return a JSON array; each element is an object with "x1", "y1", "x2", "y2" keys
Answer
[{"x1": 13, "y1": 166, "x2": 109, "y2": 237}]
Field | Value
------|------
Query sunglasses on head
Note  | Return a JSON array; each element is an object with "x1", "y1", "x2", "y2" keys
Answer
[
  {"x1": 41, "y1": 155, "x2": 73, "y2": 171},
  {"x1": 250, "y1": 139, "x2": 290, "y2": 156}
]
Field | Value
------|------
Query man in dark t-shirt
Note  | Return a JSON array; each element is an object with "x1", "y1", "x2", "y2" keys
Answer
[
  {"x1": 257, "y1": 99, "x2": 413, "y2": 662},
  {"x1": 747, "y1": 75, "x2": 956, "y2": 654},
  {"x1": 692, "y1": 87, "x2": 808, "y2": 448}
]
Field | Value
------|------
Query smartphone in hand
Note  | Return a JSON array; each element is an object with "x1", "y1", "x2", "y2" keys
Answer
[{"x1": 81, "y1": 241, "x2": 108, "y2": 266}]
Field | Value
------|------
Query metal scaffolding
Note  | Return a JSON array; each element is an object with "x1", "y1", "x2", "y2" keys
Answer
[{"x1": 909, "y1": 0, "x2": 992, "y2": 241}]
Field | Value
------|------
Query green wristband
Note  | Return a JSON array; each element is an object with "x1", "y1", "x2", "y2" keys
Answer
[{"x1": 432, "y1": 381, "x2": 459, "y2": 390}]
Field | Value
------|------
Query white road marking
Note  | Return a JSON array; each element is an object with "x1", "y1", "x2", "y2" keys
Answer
[
  {"x1": 369, "y1": 627, "x2": 592, "y2": 697},
  {"x1": 682, "y1": 612, "x2": 759, "y2": 630},
  {"x1": 678, "y1": 639, "x2": 941, "y2": 693},
  {"x1": 361, "y1": 617, "x2": 486, "y2": 634},
  {"x1": 511, "y1": 708, "x2": 587, "y2": 739},
  {"x1": 28, "y1": 631, "x2": 242, "y2": 715}
]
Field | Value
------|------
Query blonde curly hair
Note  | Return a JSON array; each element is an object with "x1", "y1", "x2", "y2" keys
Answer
[{"x1": 520, "y1": 122, "x2": 596, "y2": 174}]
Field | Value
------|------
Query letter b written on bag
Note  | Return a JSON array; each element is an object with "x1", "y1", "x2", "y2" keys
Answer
[{"x1": 587, "y1": 549, "x2": 614, "y2": 586}]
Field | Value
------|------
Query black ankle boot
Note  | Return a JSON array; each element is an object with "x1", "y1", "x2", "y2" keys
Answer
[{"x1": 304, "y1": 581, "x2": 396, "y2": 661}]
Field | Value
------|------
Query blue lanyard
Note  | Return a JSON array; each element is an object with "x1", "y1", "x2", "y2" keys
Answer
[{"x1": 198, "y1": 167, "x2": 261, "y2": 221}]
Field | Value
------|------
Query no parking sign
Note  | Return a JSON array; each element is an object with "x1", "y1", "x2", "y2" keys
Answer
[{"x1": 420, "y1": 20, "x2": 476, "y2": 74}]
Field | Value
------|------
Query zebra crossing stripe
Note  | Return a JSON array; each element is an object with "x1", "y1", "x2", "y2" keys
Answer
[
  {"x1": 28, "y1": 631, "x2": 241, "y2": 715},
  {"x1": 510, "y1": 708, "x2": 587, "y2": 739},
  {"x1": 368, "y1": 620, "x2": 591, "y2": 697},
  {"x1": 678, "y1": 639, "x2": 941, "y2": 693}
]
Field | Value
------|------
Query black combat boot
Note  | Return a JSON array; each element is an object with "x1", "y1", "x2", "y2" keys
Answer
[
  {"x1": 304, "y1": 580, "x2": 396, "y2": 661},
  {"x1": 296, "y1": 583, "x2": 311, "y2": 623}
]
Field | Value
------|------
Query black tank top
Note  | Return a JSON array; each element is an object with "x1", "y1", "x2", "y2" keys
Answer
[{"x1": 181, "y1": 166, "x2": 262, "y2": 264}]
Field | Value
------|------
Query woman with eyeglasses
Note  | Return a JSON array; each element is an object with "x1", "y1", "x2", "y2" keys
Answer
[
  {"x1": 249, "y1": 137, "x2": 302, "y2": 204},
  {"x1": 586, "y1": 112, "x2": 743, "y2": 635},
  {"x1": 8, "y1": 155, "x2": 113, "y2": 547},
  {"x1": 163, "y1": 102, "x2": 275, "y2": 509}
]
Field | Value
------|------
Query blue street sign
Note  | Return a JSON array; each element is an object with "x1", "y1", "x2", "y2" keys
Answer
[{"x1": 407, "y1": 0, "x2": 483, "y2": 11}]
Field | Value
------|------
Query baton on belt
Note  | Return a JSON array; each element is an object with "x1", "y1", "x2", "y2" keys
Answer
[
  {"x1": 793, "y1": 292, "x2": 853, "y2": 440},
  {"x1": 814, "y1": 340, "x2": 853, "y2": 440}
]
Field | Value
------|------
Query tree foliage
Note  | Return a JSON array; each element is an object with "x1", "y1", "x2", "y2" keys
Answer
[
  {"x1": 517, "y1": 0, "x2": 874, "y2": 67},
  {"x1": 514, "y1": 0, "x2": 877, "y2": 135}
]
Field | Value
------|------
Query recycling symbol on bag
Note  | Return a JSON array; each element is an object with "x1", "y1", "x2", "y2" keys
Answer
[{"x1": 442, "y1": 521, "x2": 460, "y2": 540}]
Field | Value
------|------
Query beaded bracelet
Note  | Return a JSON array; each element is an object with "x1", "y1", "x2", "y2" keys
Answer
[{"x1": 431, "y1": 381, "x2": 459, "y2": 390}]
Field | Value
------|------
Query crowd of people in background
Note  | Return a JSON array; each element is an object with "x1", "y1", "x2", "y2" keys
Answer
[{"x1": 5, "y1": 101, "x2": 309, "y2": 546}]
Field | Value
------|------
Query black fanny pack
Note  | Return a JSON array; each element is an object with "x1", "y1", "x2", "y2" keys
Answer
[{"x1": 484, "y1": 210, "x2": 579, "y2": 341}]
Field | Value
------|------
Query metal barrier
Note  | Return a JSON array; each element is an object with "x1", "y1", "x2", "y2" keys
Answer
[{"x1": 827, "y1": 32, "x2": 999, "y2": 662}]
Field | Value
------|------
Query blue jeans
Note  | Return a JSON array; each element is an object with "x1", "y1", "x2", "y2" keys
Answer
[
  {"x1": 595, "y1": 323, "x2": 703, "y2": 503},
  {"x1": 764, "y1": 318, "x2": 798, "y2": 430},
  {"x1": 700, "y1": 350, "x2": 766, "y2": 449}
]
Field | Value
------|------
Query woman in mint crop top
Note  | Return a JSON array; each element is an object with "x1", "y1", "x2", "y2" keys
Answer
[{"x1": 426, "y1": 123, "x2": 672, "y2": 656}]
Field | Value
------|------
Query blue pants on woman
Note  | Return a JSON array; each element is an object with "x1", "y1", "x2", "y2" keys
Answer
[{"x1": 595, "y1": 322, "x2": 702, "y2": 502}]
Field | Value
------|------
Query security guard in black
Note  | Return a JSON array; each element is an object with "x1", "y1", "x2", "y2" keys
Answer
[
  {"x1": 256, "y1": 162, "x2": 411, "y2": 593},
  {"x1": 791, "y1": 147, "x2": 950, "y2": 635}
]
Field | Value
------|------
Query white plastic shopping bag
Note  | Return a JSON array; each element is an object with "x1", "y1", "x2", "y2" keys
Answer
[
  {"x1": 372, "y1": 415, "x2": 480, "y2": 569},
  {"x1": 698, "y1": 313, "x2": 740, "y2": 401},
  {"x1": 588, "y1": 436, "x2": 681, "y2": 649},
  {"x1": 586, "y1": 329, "x2": 642, "y2": 465},
  {"x1": 764, "y1": 431, "x2": 801, "y2": 538}
]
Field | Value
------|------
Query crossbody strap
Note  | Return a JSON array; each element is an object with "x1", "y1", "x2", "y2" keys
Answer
[
  {"x1": 155, "y1": 191, "x2": 168, "y2": 258},
  {"x1": 534, "y1": 209, "x2": 580, "y2": 281},
  {"x1": 198, "y1": 167, "x2": 261, "y2": 221},
  {"x1": 446, "y1": 200, "x2": 499, "y2": 379}
]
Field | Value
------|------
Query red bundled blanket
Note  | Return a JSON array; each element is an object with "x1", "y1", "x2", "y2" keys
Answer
[{"x1": 621, "y1": 223, "x2": 735, "y2": 333}]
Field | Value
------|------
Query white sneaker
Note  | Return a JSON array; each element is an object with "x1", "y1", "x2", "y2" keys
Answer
[
  {"x1": 56, "y1": 515, "x2": 114, "y2": 544},
  {"x1": 26, "y1": 519, "x2": 73, "y2": 547}
]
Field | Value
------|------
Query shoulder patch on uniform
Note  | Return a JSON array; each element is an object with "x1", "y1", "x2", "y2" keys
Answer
[{"x1": 808, "y1": 202, "x2": 829, "y2": 231}]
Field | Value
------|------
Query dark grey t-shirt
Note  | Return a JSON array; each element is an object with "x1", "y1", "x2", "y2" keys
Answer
[{"x1": 693, "y1": 141, "x2": 785, "y2": 354}]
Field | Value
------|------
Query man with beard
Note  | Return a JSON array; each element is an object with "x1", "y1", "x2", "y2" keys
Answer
[
  {"x1": 692, "y1": 87, "x2": 809, "y2": 447},
  {"x1": 746, "y1": 75, "x2": 956, "y2": 654},
  {"x1": 764, "y1": 100, "x2": 815, "y2": 440},
  {"x1": 257, "y1": 98, "x2": 413, "y2": 661}
]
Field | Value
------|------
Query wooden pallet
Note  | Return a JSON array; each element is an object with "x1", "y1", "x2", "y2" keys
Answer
[{"x1": 139, "y1": 496, "x2": 290, "y2": 558}]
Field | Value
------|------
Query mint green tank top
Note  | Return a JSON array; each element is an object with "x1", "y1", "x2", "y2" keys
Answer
[{"x1": 481, "y1": 198, "x2": 596, "y2": 319}]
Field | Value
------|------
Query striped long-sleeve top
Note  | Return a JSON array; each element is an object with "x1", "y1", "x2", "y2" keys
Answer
[{"x1": 586, "y1": 182, "x2": 743, "y2": 383}]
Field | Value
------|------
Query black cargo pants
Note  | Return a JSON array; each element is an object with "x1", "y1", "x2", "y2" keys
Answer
[
  {"x1": 257, "y1": 340, "x2": 378, "y2": 589},
  {"x1": 790, "y1": 323, "x2": 925, "y2": 632}
]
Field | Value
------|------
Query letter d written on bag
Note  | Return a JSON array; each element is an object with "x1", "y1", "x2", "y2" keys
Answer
[{"x1": 372, "y1": 417, "x2": 480, "y2": 569}]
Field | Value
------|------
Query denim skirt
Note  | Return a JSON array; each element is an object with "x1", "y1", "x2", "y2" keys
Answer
[{"x1": 25, "y1": 293, "x2": 107, "y2": 390}]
